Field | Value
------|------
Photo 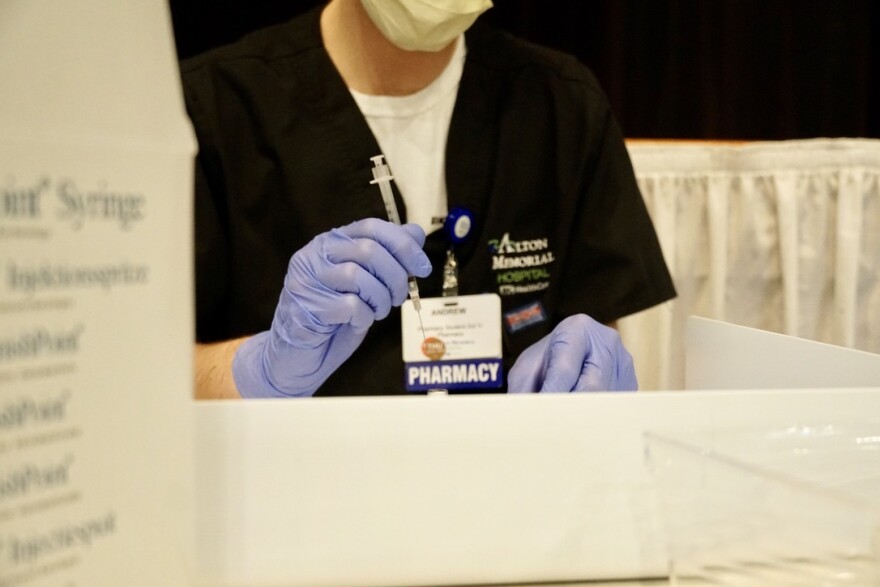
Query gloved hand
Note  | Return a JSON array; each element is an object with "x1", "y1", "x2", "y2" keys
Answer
[
  {"x1": 507, "y1": 314, "x2": 637, "y2": 393},
  {"x1": 232, "y1": 218, "x2": 431, "y2": 398}
]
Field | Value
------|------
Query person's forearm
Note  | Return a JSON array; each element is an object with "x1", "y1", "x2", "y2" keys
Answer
[{"x1": 194, "y1": 338, "x2": 248, "y2": 399}]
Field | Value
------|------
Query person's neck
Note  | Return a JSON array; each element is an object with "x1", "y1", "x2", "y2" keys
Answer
[{"x1": 321, "y1": 0, "x2": 457, "y2": 96}]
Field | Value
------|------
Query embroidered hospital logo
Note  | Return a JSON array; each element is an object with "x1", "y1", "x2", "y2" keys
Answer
[{"x1": 487, "y1": 232, "x2": 554, "y2": 296}]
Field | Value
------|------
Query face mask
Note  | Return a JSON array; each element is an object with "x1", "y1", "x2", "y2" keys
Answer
[{"x1": 360, "y1": 0, "x2": 493, "y2": 52}]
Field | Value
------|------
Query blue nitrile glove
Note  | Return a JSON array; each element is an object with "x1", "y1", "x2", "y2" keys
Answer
[
  {"x1": 507, "y1": 314, "x2": 637, "y2": 393},
  {"x1": 232, "y1": 218, "x2": 431, "y2": 398}
]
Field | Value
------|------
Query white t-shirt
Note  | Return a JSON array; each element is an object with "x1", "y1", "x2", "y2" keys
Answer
[{"x1": 350, "y1": 35, "x2": 465, "y2": 232}]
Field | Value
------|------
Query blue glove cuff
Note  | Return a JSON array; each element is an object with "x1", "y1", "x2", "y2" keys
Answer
[{"x1": 232, "y1": 332, "x2": 315, "y2": 398}]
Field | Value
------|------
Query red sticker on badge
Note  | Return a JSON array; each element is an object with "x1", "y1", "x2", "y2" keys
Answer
[{"x1": 421, "y1": 337, "x2": 446, "y2": 361}]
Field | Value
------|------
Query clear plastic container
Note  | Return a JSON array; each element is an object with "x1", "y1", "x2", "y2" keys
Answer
[{"x1": 645, "y1": 423, "x2": 880, "y2": 586}]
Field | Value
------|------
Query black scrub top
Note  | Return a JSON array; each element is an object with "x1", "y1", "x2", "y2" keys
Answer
[{"x1": 180, "y1": 6, "x2": 676, "y2": 395}]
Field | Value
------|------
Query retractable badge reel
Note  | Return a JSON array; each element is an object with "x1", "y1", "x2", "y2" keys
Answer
[
  {"x1": 441, "y1": 206, "x2": 473, "y2": 297},
  {"x1": 400, "y1": 206, "x2": 504, "y2": 393}
]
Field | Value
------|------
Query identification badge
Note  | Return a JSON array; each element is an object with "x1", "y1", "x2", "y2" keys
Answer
[{"x1": 401, "y1": 293, "x2": 503, "y2": 392}]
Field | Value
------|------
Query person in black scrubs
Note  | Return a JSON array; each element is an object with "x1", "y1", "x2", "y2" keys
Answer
[{"x1": 181, "y1": 0, "x2": 676, "y2": 398}]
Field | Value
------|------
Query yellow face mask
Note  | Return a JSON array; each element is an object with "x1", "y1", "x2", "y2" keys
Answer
[{"x1": 360, "y1": 0, "x2": 493, "y2": 52}]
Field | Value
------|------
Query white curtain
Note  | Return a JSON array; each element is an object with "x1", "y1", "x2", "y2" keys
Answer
[{"x1": 619, "y1": 138, "x2": 880, "y2": 390}]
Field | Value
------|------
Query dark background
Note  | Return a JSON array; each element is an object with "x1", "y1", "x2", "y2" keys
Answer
[{"x1": 169, "y1": 0, "x2": 879, "y2": 140}]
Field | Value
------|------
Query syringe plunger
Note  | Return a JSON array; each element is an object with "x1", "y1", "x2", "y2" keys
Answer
[{"x1": 370, "y1": 155, "x2": 401, "y2": 225}]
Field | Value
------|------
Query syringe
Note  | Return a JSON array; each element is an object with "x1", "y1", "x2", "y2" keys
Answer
[{"x1": 369, "y1": 155, "x2": 427, "y2": 341}]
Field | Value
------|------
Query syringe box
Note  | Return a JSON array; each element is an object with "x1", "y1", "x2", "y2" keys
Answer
[{"x1": 646, "y1": 423, "x2": 880, "y2": 586}]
